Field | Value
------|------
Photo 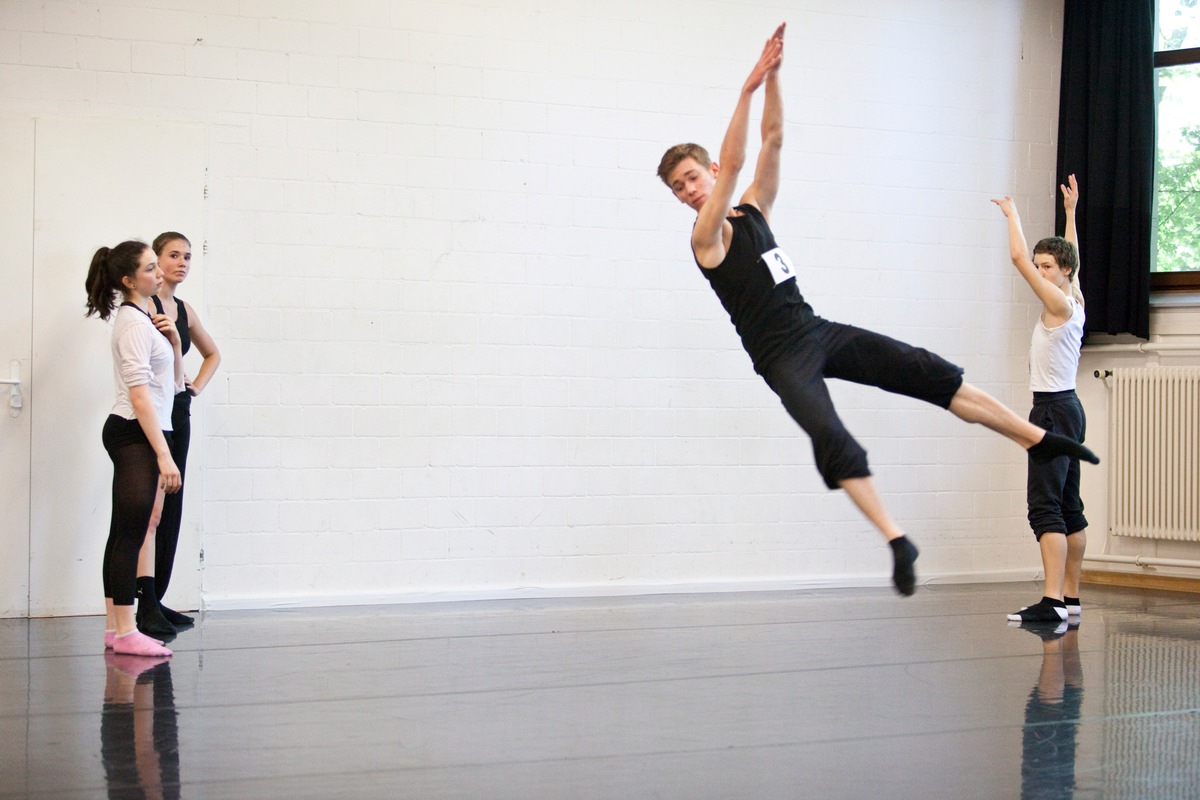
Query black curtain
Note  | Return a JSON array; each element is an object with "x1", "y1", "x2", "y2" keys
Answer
[{"x1": 1055, "y1": 0, "x2": 1155, "y2": 339}]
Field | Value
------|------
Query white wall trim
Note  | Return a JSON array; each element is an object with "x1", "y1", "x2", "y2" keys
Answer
[{"x1": 201, "y1": 570, "x2": 1043, "y2": 611}]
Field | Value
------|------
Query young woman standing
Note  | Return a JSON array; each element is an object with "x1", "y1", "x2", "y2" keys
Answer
[
  {"x1": 135, "y1": 231, "x2": 221, "y2": 634},
  {"x1": 84, "y1": 240, "x2": 181, "y2": 657}
]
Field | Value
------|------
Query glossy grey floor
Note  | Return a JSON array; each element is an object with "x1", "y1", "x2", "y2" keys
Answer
[{"x1": 2, "y1": 582, "x2": 1200, "y2": 799}]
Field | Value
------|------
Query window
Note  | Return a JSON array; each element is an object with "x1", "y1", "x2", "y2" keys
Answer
[{"x1": 1153, "y1": 0, "x2": 1200, "y2": 290}]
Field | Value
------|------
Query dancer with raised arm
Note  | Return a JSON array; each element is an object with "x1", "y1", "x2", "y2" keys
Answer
[
  {"x1": 657, "y1": 24, "x2": 1098, "y2": 595},
  {"x1": 993, "y1": 178, "x2": 1089, "y2": 623}
]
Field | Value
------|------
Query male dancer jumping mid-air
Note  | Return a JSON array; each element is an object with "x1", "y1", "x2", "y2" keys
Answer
[{"x1": 657, "y1": 23, "x2": 1098, "y2": 595}]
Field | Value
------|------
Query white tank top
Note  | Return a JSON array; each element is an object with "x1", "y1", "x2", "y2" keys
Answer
[{"x1": 1029, "y1": 297, "x2": 1084, "y2": 392}]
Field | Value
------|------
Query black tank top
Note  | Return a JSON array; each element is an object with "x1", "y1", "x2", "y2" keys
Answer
[
  {"x1": 151, "y1": 295, "x2": 191, "y2": 356},
  {"x1": 697, "y1": 204, "x2": 820, "y2": 373}
]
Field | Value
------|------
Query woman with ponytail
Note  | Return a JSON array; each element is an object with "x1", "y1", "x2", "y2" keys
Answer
[{"x1": 84, "y1": 241, "x2": 183, "y2": 657}]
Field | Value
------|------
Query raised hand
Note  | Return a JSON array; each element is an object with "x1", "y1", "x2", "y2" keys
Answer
[
  {"x1": 991, "y1": 195, "x2": 1019, "y2": 218},
  {"x1": 1060, "y1": 173, "x2": 1079, "y2": 213},
  {"x1": 743, "y1": 22, "x2": 786, "y2": 93}
]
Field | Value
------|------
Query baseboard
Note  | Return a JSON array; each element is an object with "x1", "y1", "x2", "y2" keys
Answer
[
  {"x1": 1082, "y1": 569, "x2": 1200, "y2": 595},
  {"x1": 200, "y1": 568, "x2": 1042, "y2": 611}
]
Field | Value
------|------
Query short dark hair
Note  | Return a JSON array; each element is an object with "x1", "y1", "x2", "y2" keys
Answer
[
  {"x1": 657, "y1": 143, "x2": 711, "y2": 186},
  {"x1": 1032, "y1": 236, "x2": 1078, "y2": 280}
]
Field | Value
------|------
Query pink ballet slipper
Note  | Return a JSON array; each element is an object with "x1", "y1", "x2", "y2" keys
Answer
[
  {"x1": 105, "y1": 629, "x2": 162, "y2": 650},
  {"x1": 112, "y1": 630, "x2": 173, "y2": 658}
]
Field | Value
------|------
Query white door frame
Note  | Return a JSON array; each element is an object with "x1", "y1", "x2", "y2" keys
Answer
[
  {"x1": 25, "y1": 116, "x2": 207, "y2": 618},
  {"x1": 0, "y1": 117, "x2": 36, "y2": 618}
]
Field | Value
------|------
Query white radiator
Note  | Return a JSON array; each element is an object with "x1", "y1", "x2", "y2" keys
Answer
[{"x1": 1108, "y1": 366, "x2": 1200, "y2": 541}]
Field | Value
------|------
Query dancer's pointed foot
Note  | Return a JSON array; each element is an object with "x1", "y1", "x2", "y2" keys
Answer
[
  {"x1": 889, "y1": 536, "x2": 919, "y2": 596},
  {"x1": 1028, "y1": 432, "x2": 1099, "y2": 464}
]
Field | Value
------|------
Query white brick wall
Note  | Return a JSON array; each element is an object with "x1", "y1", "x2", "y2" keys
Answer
[{"x1": 1, "y1": 0, "x2": 1076, "y2": 607}]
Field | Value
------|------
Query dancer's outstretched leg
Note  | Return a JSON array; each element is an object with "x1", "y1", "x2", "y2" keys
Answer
[
  {"x1": 948, "y1": 383, "x2": 1098, "y2": 463},
  {"x1": 840, "y1": 477, "x2": 919, "y2": 596}
]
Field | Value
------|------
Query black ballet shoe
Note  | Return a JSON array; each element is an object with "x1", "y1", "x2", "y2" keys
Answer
[
  {"x1": 889, "y1": 536, "x2": 919, "y2": 596},
  {"x1": 136, "y1": 599, "x2": 178, "y2": 639},
  {"x1": 160, "y1": 605, "x2": 195, "y2": 627},
  {"x1": 1006, "y1": 598, "x2": 1068, "y2": 623},
  {"x1": 1028, "y1": 432, "x2": 1099, "y2": 465}
]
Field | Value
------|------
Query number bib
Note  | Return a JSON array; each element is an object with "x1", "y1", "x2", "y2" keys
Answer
[{"x1": 762, "y1": 247, "x2": 795, "y2": 286}]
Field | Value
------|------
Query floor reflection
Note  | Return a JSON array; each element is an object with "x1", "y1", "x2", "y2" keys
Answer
[
  {"x1": 1017, "y1": 621, "x2": 1083, "y2": 800},
  {"x1": 1096, "y1": 615, "x2": 1200, "y2": 796},
  {"x1": 5, "y1": 584, "x2": 1198, "y2": 797},
  {"x1": 101, "y1": 654, "x2": 180, "y2": 800}
]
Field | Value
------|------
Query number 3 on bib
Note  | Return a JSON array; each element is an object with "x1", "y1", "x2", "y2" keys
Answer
[{"x1": 762, "y1": 247, "x2": 795, "y2": 286}]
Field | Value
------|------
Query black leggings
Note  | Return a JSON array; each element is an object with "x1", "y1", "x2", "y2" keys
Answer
[
  {"x1": 101, "y1": 415, "x2": 163, "y2": 606},
  {"x1": 155, "y1": 391, "x2": 191, "y2": 599}
]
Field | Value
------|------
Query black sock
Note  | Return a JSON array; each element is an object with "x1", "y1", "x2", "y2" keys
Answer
[
  {"x1": 160, "y1": 605, "x2": 195, "y2": 626},
  {"x1": 1028, "y1": 432, "x2": 1099, "y2": 464},
  {"x1": 136, "y1": 576, "x2": 158, "y2": 608},
  {"x1": 889, "y1": 536, "x2": 919, "y2": 597},
  {"x1": 1008, "y1": 596, "x2": 1068, "y2": 623},
  {"x1": 135, "y1": 577, "x2": 176, "y2": 637}
]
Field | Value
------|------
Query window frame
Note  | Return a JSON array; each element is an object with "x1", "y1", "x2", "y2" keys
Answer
[{"x1": 1151, "y1": 45, "x2": 1200, "y2": 291}]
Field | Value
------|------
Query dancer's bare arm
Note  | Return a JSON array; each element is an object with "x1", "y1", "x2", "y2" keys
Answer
[
  {"x1": 740, "y1": 26, "x2": 785, "y2": 223},
  {"x1": 183, "y1": 301, "x2": 222, "y2": 396},
  {"x1": 1061, "y1": 174, "x2": 1082, "y2": 290},
  {"x1": 992, "y1": 195, "x2": 1073, "y2": 323},
  {"x1": 692, "y1": 24, "x2": 785, "y2": 267}
]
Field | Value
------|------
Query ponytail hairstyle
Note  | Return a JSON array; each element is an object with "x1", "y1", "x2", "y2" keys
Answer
[
  {"x1": 152, "y1": 230, "x2": 190, "y2": 256},
  {"x1": 84, "y1": 240, "x2": 149, "y2": 320},
  {"x1": 1033, "y1": 236, "x2": 1084, "y2": 307}
]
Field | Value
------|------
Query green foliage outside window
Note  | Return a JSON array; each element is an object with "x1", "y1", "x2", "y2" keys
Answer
[
  {"x1": 1154, "y1": 118, "x2": 1200, "y2": 273},
  {"x1": 1154, "y1": 1, "x2": 1200, "y2": 273}
]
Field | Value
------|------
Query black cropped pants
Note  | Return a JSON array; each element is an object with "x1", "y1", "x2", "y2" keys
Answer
[
  {"x1": 761, "y1": 321, "x2": 965, "y2": 489},
  {"x1": 1026, "y1": 390, "x2": 1088, "y2": 538}
]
